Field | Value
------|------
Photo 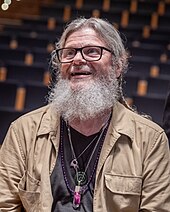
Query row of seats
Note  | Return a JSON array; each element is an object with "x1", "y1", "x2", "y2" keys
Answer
[
  {"x1": 40, "y1": 1, "x2": 170, "y2": 29},
  {"x1": 46, "y1": 0, "x2": 170, "y2": 16},
  {"x1": 0, "y1": 33, "x2": 170, "y2": 73},
  {"x1": 0, "y1": 61, "x2": 50, "y2": 84},
  {"x1": 0, "y1": 46, "x2": 51, "y2": 67},
  {"x1": 1, "y1": 62, "x2": 169, "y2": 100},
  {"x1": 0, "y1": 43, "x2": 169, "y2": 70},
  {"x1": 124, "y1": 75, "x2": 170, "y2": 98},
  {"x1": 2, "y1": 25, "x2": 170, "y2": 56},
  {"x1": 0, "y1": 80, "x2": 49, "y2": 111},
  {"x1": 0, "y1": 80, "x2": 49, "y2": 144},
  {"x1": 128, "y1": 57, "x2": 170, "y2": 79},
  {"x1": 0, "y1": 32, "x2": 54, "y2": 49},
  {"x1": 0, "y1": 74, "x2": 168, "y2": 120}
]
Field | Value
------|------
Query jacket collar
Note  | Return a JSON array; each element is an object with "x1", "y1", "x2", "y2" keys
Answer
[
  {"x1": 37, "y1": 105, "x2": 60, "y2": 136},
  {"x1": 110, "y1": 102, "x2": 134, "y2": 142},
  {"x1": 36, "y1": 102, "x2": 135, "y2": 142}
]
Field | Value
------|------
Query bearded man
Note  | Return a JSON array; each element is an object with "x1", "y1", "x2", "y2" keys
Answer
[{"x1": 0, "y1": 17, "x2": 170, "y2": 212}]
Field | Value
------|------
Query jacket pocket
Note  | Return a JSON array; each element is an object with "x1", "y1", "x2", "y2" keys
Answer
[
  {"x1": 18, "y1": 171, "x2": 41, "y2": 212},
  {"x1": 105, "y1": 174, "x2": 142, "y2": 196}
]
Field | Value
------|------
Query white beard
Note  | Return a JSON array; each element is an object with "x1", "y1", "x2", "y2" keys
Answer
[{"x1": 48, "y1": 67, "x2": 119, "y2": 122}]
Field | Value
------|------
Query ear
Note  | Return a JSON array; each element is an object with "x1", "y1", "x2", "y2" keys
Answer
[
  {"x1": 115, "y1": 58, "x2": 124, "y2": 78},
  {"x1": 115, "y1": 68, "x2": 121, "y2": 78}
]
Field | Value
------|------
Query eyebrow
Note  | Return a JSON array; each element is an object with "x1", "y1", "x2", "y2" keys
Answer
[{"x1": 64, "y1": 44, "x2": 103, "y2": 48}]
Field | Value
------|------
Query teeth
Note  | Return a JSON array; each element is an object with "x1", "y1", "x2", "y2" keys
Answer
[{"x1": 71, "y1": 72, "x2": 91, "y2": 76}]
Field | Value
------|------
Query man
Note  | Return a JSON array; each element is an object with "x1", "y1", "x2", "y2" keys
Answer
[{"x1": 0, "y1": 17, "x2": 170, "y2": 211}]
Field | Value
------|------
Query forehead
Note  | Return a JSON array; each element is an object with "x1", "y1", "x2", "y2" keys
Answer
[{"x1": 64, "y1": 27, "x2": 106, "y2": 47}]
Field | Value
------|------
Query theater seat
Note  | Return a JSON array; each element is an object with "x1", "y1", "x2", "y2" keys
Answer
[
  {"x1": 123, "y1": 75, "x2": 140, "y2": 98},
  {"x1": 6, "y1": 61, "x2": 47, "y2": 84},
  {"x1": 128, "y1": 57, "x2": 154, "y2": 79},
  {"x1": 147, "y1": 76, "x2": 170, "y2": 98},
  {"x1": 24, "y1": 82, "x2": 49, "y2": 111},
  {"x1": 0, "y1": 81, "x2": 18, "y2": 109},
  {"x1": 0, "y1": 46, "x2": 26, "y2": 63},
  {"x1": 132, "y1": 94, "x2": 165, "y2": 126}
]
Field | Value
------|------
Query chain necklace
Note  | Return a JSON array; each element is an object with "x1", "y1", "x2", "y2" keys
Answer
[
  {"x1": 68, "y1": 125, "x2": 99, "y2": 172},
  {"x1": 60, "y1": 115, "x2": 111, "y2": 209},
  {"x1": 68, "y1": 123, "x2": 106, "y2": 186}
]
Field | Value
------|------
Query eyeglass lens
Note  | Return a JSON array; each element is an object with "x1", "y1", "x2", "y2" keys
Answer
[{"x1": 58, "y1": 46, "x2": 102, "y2": 62}]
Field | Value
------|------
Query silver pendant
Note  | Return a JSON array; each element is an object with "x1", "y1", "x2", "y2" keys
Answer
[
  {"x1": 75, "y1": 171, "x2": 87, "y2": 186},
  {"x1": 70, "y1": 158, "x2": 79, "y2": 170}
]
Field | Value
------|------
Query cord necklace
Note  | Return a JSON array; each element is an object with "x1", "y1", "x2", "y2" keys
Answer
[{"x1": 60, "y1": 115, "x2": 111, "y2": 209}]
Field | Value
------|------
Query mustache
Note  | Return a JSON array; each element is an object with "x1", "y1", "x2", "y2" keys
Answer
[{"x1": 69, "y1": 64, "x2": 96, "y2": 75}]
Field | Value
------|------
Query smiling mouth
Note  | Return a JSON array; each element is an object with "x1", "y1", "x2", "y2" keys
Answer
[{"x1": 71, "y1": 72, "x2": 92, "y2": 76}]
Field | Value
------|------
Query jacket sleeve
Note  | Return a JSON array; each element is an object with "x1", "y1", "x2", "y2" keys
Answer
[
  {"x1": 140, "y1": 131, "x2": 170, "y2": 211},
  {"x1": 0, "y1": 123, "x2": 25, "y2": 211}
]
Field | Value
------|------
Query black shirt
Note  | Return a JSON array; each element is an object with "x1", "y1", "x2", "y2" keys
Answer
[{"x1": 50, "y1": 119, "x2": 104, "y2": 211}]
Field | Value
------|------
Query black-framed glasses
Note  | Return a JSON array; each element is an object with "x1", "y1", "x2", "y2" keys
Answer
[{"x1": 56, "y1": 46, "x2": 113, "y2": 63}]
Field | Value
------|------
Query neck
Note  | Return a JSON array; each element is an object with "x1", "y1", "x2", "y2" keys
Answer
[{"x1": 68, "y1": 108, "x2": 112, "y2": 136}]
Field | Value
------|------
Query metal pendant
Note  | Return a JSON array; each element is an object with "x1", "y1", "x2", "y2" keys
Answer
[
  {"x1": 70, "y1": 158, "x2": 79, "y2": 170},
  {"x1": 75, "y1": 171, "x2": 87, "y2": 186}
]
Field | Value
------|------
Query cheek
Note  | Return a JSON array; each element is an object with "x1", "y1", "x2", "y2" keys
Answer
[
  {"x1": 60, "y1": 64, "x2": 70, "y2": 78},
  {"x1": 98, "y1": 62, "x2": 111, "y2": 75},
  {"x1": 90, "y1": 63, "x2": 107, "y2": 77},
  {"x1": 98, "y1": 57, "x2": 113, "y2": 74}
]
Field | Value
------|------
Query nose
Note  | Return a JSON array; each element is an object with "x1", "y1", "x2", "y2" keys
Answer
[{"x1": 72, "y1": 51, "x2": 86, "y2": 65}]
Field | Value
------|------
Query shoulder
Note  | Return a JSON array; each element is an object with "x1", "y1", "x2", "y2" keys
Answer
[
  {"x1": 11, "y1": 105, "x2": 51, "y2": 129},
  {"x1": 114, "y1": 102, "x2": 164, "y2": 134},
  {"x1": 129, "y1": 109, "x2": 164, "y2": 133},
  {"x1": 9, "y1": 104, "x2": 60, "y2": 139},
  {"x1": 124, "y1": 106, "x2": 168, "y2": 153},
  {"x1": 113, "y1": 103, "x2": 167, "y2": 149}
]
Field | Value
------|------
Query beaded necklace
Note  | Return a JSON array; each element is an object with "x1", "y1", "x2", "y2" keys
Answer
[{"x1": 60, "y1": 117, "x2": 111, "y2": 209}]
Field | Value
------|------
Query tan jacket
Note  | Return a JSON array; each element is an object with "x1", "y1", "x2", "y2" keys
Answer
[{"x1": 0, "y1": 102, "x2": 170, "y2": 212}]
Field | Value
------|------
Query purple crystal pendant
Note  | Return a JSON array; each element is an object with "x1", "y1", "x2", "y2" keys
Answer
[{"x1": 73, "y1": 185, "x2": 81, "y2": 209}]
